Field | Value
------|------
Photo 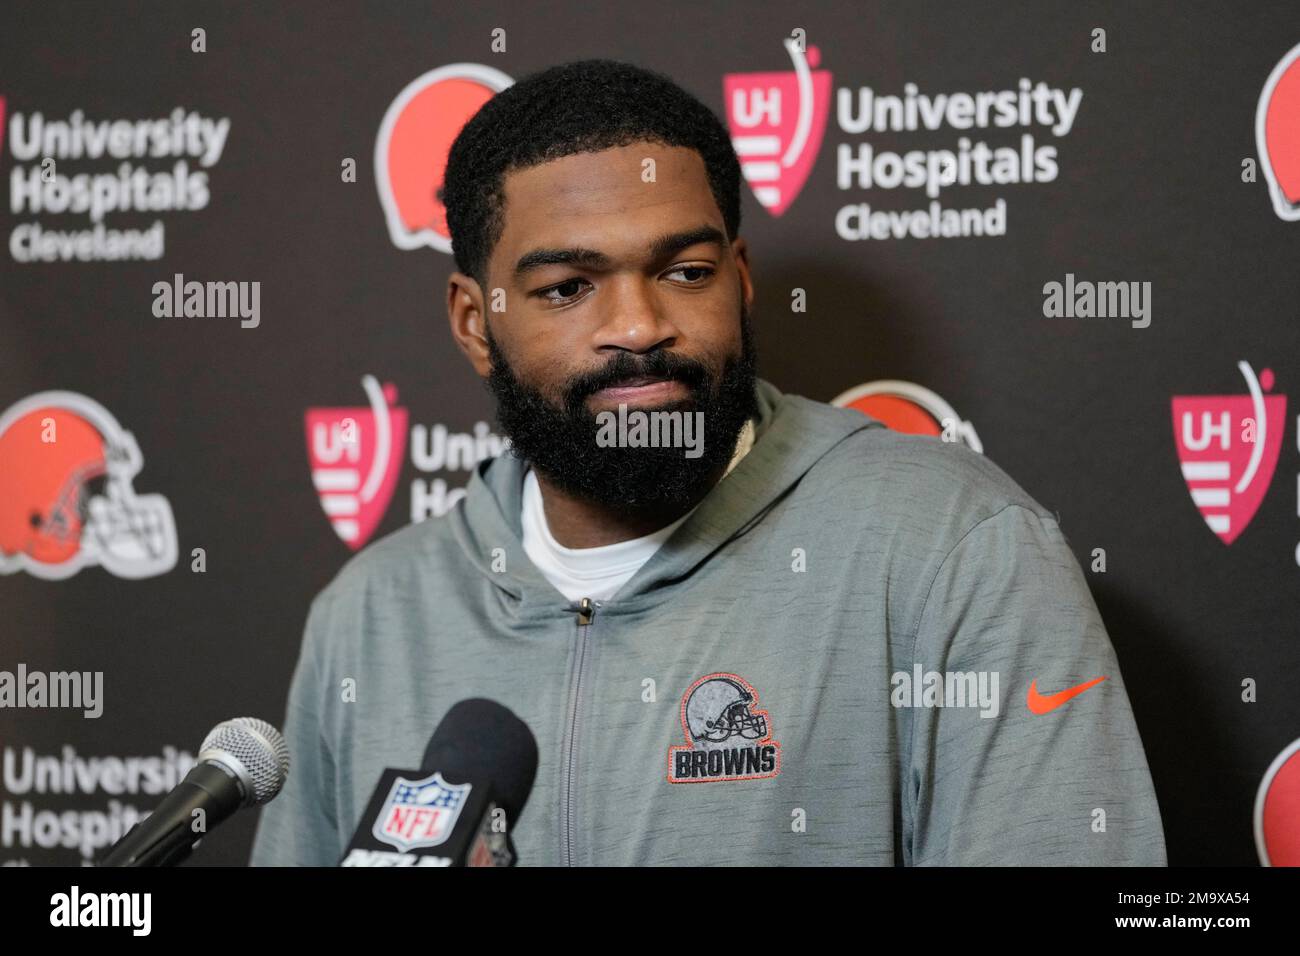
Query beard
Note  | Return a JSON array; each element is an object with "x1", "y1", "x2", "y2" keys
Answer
[{"x1": 484, "y1": 304, "x2": 759, "y2": 511}]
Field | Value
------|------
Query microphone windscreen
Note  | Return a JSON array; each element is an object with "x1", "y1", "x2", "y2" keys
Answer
[{"x1": 421, "y1": 699, "x2": 538, "y2": 822}]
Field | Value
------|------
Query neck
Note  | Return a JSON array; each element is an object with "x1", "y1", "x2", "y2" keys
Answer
[{"x1": 532, "y1": 462, "x2": 728, "y2": 548}]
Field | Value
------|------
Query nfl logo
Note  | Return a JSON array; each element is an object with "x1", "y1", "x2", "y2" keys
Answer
[{"x1": 372, "y1": 771, "x2": 473, "y2": 852}]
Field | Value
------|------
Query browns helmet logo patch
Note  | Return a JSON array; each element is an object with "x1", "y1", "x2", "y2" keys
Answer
[{"x1": 668, "y1": 673, "x2": 780, "y2": 783}]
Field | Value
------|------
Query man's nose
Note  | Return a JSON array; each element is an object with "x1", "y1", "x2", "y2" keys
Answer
[{"x1": 589, "y1": 276, "x2": 681, "y2": 353}]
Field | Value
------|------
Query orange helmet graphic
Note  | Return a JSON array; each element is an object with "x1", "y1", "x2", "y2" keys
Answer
[
  {"x1": 831, "y1": 380, "x2": 983, "y2": 452},
  {"x1": 0, "y1": 391, "x2": 177, "y2": 580},
  {"x1": 375, "y1": 63, "x2": 513, "y2": 253},
  {"x1": 1257, "y1": 40, "x2": 1300, "y2": 221}
]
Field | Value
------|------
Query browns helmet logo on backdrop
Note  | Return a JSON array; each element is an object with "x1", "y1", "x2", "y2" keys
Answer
[
  {"x1": 0, "y1": 391, "x2": 178, "y2": 580},
  {"x1": 1257, "y1": 40, "x2": 1300, "y2": 221},
  {"x1": 1256, "y1": 736, "x2": 1300, "y2": 867},
  {"x1": 375, "y1": 64, "x2": 513, "y2": 253},
  {"x1": 832, "y1": 380, "x2": 983, "y2": 452}
]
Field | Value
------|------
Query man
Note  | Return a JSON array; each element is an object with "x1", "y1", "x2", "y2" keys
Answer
[{"x1": 250, "y1": 59, "x2": 1166, "y2": 865}]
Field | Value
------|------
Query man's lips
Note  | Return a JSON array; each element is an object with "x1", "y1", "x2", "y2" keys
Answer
[{"x1": 589, "y1": 377, "x2": 688, "y2": 404}]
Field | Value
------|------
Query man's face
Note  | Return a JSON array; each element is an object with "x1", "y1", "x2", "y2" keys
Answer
[{"x1": 465, "y1": 142, "x2": 758, "y2": 509}]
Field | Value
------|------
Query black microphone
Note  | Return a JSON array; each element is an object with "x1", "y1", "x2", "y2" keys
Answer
[
  {"x1": 98, "y1": 717, "x2": 289, "y2": 867},
  {"x1": 339, "y1": 699, "x2": 538, "y2": 867}
]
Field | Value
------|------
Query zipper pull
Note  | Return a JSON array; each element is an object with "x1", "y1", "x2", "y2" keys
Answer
[{"x1": 577, "y1": 597, "x2": 595, "y2": 625}]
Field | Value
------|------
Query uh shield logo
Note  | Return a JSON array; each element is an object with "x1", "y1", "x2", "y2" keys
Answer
[
  {"x1": 304, "y1": 375, "x2": 408, "y2": 550},
  {"x1": 375, "y1": 64, "x2": 514, "y2": 252},
  {"x1": 373, "y1": 772, "x2": 472, "y2": 852},
  {"x1": 724, "y1": 39, "x2": 831, "y2": 218},
  {"x1": 1172, "y1": 361, "x2": 1285, "y2": 545}
]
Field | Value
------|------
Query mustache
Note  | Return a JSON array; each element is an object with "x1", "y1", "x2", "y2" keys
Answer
[{"x1": 563, "y1": 350, "x2": 711, "y2": 410}]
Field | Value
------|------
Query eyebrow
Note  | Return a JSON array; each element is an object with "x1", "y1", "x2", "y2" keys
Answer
[{"x1": 512, "y1": 225, "x2": 727, "y2": 282}]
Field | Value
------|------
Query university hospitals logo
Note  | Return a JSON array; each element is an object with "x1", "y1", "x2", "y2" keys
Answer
[
  {"x1": 1172, "y1": 361, "x2": 1285, "y2": 545},
  {"x1": 724, "y1": 39, "x2": 832, "y2": 217},
  {"x1": 4, "y1": 97, "x2": 231, "y2": 263},
  {"x1": 1257, "y1": 41, "x2": 1300, "y2": 221},
  {"x1": 727, "y1": 48, "x2": 1082, "y2": 239},
  {"x1": 0, "y1": 391, "x2": 178, "y2": 580},
  {"x1": 305, "y1": 375, "x2": 408, "y2": 550},
  {"x1": 375, "y1": 64, "x2": 514, "y2": 252},
  {"x1": 668, "y1": 673, "x2": 781, "y2": 783},
  {"x1": 832, "y1": 380, "x2": 983, "y2": 452},
  {"x1": 372, "y1": 771, "x2": 472, "y2": 852}
]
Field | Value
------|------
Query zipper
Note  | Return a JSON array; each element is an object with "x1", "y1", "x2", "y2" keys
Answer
[{"x1": 561, "y1": 597, "x2": 596, "y2": 866}]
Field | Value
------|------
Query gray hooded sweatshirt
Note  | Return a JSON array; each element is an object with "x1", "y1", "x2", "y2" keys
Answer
[{"x1": 249, "y1": 378, "x2": 1166, "y2": 866}]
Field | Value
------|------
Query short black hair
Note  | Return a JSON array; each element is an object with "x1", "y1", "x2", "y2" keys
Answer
[{"x1": 439, "y1": 58, "x2": 743, "y2": 288}]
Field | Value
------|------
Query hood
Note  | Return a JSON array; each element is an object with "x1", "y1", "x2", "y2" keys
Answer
[{"x1": 447, "y1": 377, "x2": 884, "y2": 618}]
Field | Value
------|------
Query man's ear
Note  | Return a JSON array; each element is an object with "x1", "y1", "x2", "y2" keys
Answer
[
  {"x1": 731, "y1": 236, "x2": 755, "y2": 314},
  {"x1": 447, "y1": 272, "x2": 492, "y2": 377}
]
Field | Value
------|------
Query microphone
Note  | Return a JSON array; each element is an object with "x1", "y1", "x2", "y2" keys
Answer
[
  {"x1": 98, "y1": 717, "x2": 289, "y2": 867},
  {"x1": 340, "y1": 699, "x2": 538, "y2": 867}
]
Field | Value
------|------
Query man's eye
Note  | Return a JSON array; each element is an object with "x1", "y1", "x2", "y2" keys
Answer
[
  {"x1": 667, "y1": 265, "x2": 715, "y2": 284},
  {"x1": 538, "y1": 278, "x2": 589, "y2": 303}
]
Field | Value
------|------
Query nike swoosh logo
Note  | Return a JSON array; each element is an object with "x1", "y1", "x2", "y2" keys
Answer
[{"x1": 1026, "y1": 676, "x2": 1107, "y2": 714}]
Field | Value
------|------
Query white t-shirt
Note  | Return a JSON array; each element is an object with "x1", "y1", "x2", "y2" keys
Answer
[{"x1": 521, "y1": 419, "x2": 756, "y2": 602}]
